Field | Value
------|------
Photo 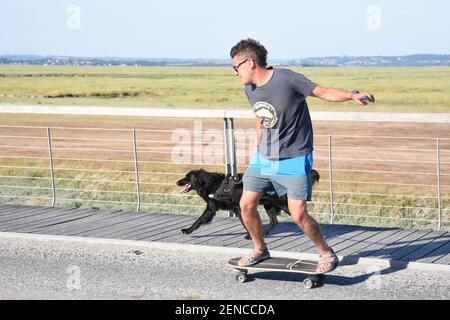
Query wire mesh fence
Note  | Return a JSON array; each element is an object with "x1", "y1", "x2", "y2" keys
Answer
[{"x1": 0, "y1": 122, "x2": 448, "y2": 231}]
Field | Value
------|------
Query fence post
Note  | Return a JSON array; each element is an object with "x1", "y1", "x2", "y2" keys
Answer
[
  {"x1": 132, "y1": 129, "x2": 141, "y2": 212},
  {"x1": 436, "y1": 138, "x2": 441, "y2": 231},
  {"x1": 328, "y1": 135, "x2": 335, "y2": 224},
  {"x1": 223, "y1": 117, "x2": 237, "y2": 218},
  {"x1": 46, "y1": 127, "x2": 56, "y2": 207},
  {"x1": 223, "y1": 117, "x2": 237, "y2": 177}
]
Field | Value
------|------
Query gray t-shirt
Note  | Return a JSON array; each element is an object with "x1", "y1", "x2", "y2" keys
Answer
[{"x1": 245, "y1": 68, "x2": 317, "y2": 160}]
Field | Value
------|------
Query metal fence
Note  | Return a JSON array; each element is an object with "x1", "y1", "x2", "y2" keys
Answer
[{"x1": 0, "y1": 118, "x2": 449, "y2": 231}]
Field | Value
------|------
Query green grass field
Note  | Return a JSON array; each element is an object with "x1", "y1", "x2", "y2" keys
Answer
[{"x1": 1, "y1": 65, "x2": 450, "y2": 112}]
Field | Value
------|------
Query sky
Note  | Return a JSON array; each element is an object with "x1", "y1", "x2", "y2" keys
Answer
[{"x1": 1, "y1": 0, "x2": 450, "y2": 59}]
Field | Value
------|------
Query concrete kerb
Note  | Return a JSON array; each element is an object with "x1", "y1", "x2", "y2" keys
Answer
[{"x1": 0, "y1": 231, "x2": 448, "y2": 273}]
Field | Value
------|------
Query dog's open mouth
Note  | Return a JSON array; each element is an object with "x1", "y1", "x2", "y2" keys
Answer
[{"x1": 180, "y1": 184, "x2": 192, "y2": 193}]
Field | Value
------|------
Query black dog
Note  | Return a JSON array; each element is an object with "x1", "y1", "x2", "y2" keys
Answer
[{"x1": 176, "y1": 169, "x2": 320, "y2": 239}]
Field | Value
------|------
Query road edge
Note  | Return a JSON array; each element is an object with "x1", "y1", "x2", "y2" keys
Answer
[{"x1": 0, "y1": 231, "x2": 448, "y2": 273}]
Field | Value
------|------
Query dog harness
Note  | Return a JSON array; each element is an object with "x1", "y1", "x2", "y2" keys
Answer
[{"x1": 209, "y1": 174, "x2": 242, "y2": 202}]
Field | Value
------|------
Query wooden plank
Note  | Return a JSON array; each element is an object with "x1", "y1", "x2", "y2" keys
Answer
[
  {"x1": 358, "y1": 229, "x2": 423, "y2": 258},
  {"x1": 295, "y1": 226, "x2": 369, "y2": 254},
  {"x1": 0, "y1": 204, "x2": 18, "y2": 210},
  {"x1": 0, "y1": 206, "x2": 65, "y2": 222},
  {"x1": 87, "y1": 213, "x2": 188, "y2": 238},
  {"x1": 0, "y1": 205, "x2": 34, "y2": 216},
  {"x1": 416, "y1": 241, "x2": 450, "y2": 264},
  {"x1": 328, "y1": 227, "x2": 389, "y2": 254},
  {"x1": 168, "y1": 216, "x2": 237, "y2": 242},
  {"x1": 236, "y1": 225, "x2": 311, "y2": 250},
  {"x1": 389, "y1": 231, "x2": 448, "y2": 261},
  {"x1": 185, "y1": 217, "x2": 275, "y2": 245},
  {"x1": 0, "y1": 207, "x2": 86, "y2": 229},
  {"x1": 191, "y1": 222, "x2": 255, "y2": 247},
  {"x1": 115, "y1": 213, "x2": 195, "y2": 239},
  {"x1": 264, "y1": 224, "x2": 335, "y2": 251},
  {"x1": 401, "y1": 233, "x2": 450, "y2": 262},
  {"x1": 0, "y1": 207, "x2": 77, "y2": 224},
  {"x1": 2, "y1": 207, "x2": 96, "y2": 227},
  {"x1": 131, "y1": 216, "x2": 197, "y2": 241},
  {"x1": 0, "y1": 204, "x2": 37, "y2": 213},
  {"x1": 192, "y1": 219, "x2": 284, "y2": 247},
  {"x1": 122, "y1": 215, "x2": 197, "y2": 241},
  {"x1": 0, "y1": 205, "x2": 446, "y2": 266},
  {"x1": 5, "y1": 208, "x2": 101, "y2": 233},
  {"x1": 135, "y1": 216, "x2": 201, "y2": 241},
  {"x1": 433, "y1": 253, "x2": 450, "y2": 265},
  {"x1": 68, "y1": 212, "x2": 163, "y2": 237},
  {"x1": 110, "y1": 214, "x2": 195, "y2": 240},
  {"x1": 264, "y1": 223, "x2": 317, "y2": 247},
  {"x1": 280, "y1": 224, "x2": 359, "y2": 253},
  {"x1": 33, "y1": 209, "x2": 126, "y2": 235},
  {"x1": 369, "y1": 229, "x2": 434, "y2": 259},
  {"x1": 187, "y1": 218, "x2": 260, "y2": 245},
  {"x1": 0, "y1": 205, "x2": 70, "y2": 216},
  {"x1": 263, "y1": 222, "x2": 304, "y2": 240},
  {"x1": 228, "y1": 222, "x2": 314, "y2": 249},
  {"x1": 165, "y1": 217, "x2": 240, "y2": 244},
  {"x1": 336, "y1": 228, "x2": 403, "y2": 257},
  {"x1": 226, "y1": 230, "x2": 282, "y2": 249}
]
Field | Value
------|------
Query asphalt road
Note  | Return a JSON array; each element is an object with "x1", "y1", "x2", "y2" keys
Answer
[{"x1": 0, "y1": 236, "x2": 448, "y2": 300}]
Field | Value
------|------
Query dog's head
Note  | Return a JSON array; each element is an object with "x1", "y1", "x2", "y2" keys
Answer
[{"x1": 176, "y1": 169, "x2": 209, "y2": 193}]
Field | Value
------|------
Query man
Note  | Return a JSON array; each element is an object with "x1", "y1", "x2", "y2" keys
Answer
[{"x1": 230, "y1": 38, "x2": 374, "y2": 273}]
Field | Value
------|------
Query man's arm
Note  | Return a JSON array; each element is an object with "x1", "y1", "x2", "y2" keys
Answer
[
  {"x1": 255, "y1": 117, "x2": 261, "y2": 146},
  {"x1": 311, "y1": 85, "x2": 375, "y2": 106}
]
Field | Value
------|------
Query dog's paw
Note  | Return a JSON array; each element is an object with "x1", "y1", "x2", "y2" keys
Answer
[{"x1": 181, "y1": 228, "x2": 192, "y2": 234}]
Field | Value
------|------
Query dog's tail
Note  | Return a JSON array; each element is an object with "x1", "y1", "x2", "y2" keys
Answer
[{"x1": 311, "y1": 169, "x2": 320, "y2": 186}]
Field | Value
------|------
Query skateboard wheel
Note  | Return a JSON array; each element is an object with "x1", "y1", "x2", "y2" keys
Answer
[
  {"x1": 303, "y1": 278, "x2": 315, "y2": 289},
  {"x1": 235, "y1": 273, "x2": 247, "y2": 283}
]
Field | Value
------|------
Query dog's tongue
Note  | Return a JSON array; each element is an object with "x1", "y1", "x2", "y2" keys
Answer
[{"x1": 180, "y1": 184, "x2": 191, "y2": 193}]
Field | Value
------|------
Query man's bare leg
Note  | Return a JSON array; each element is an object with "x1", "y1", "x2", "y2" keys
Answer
[
  {"x1": 238, "y1": 190, "x2": 266, "y2": 265},
  {"x1": 288, "y1": 198, "x2": 336, "y2": 273}
]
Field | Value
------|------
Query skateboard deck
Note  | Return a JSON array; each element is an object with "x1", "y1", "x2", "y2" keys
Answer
[
  {"x1": 227, "y1": 257, "x2": 324, "y2": 289},
  {"x1": 228, "y1": 257, "x2": 319, "y2": 274}
]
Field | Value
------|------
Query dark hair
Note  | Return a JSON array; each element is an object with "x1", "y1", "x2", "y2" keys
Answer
[{"x1": 230, "y1": 38, "x2": 268, "y2": 68}]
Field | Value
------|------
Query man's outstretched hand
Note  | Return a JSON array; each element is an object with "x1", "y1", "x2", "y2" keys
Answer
[
  {"x1": 352, "y1": 91, "x2": 375, "y2": 106},
  {"x1": 311, "y1": 86, "x2": 375, "y2": 105}
]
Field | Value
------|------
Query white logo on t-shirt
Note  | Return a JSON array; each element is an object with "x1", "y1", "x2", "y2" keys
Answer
[{"x1": 253, "y1": 101, "x2": 278, "y2": 128}]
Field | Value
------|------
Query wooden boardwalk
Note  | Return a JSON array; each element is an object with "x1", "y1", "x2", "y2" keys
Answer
[{"x1": 0, "y1": 204, "x2": 449, "y2": 265}]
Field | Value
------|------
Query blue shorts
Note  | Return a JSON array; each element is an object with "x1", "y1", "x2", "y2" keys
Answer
[{"x1": 243, "y1": 151, "x2": 313, "y2": 201}]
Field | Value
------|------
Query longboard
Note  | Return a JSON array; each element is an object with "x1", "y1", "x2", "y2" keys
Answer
[{"x1": 227, "y1": 257, "x2": 324, "y2": 289}]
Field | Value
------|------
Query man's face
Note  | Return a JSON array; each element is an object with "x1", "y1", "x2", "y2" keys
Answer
[{"x1": 232, "y1": 55, "x2": 253, "y2": 85}]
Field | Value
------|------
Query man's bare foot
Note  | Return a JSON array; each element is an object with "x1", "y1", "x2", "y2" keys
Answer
[
  {"x1": 316, "y1": 250, "x2": 339, "y2": 273},
  {"x1": 238, "y1": 244, "x2": 270, "y2": 267}
]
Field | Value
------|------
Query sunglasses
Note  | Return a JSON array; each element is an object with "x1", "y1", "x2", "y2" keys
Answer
[{"x1": 232, "y1": 59, "x2": 249, "y2": 72}]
